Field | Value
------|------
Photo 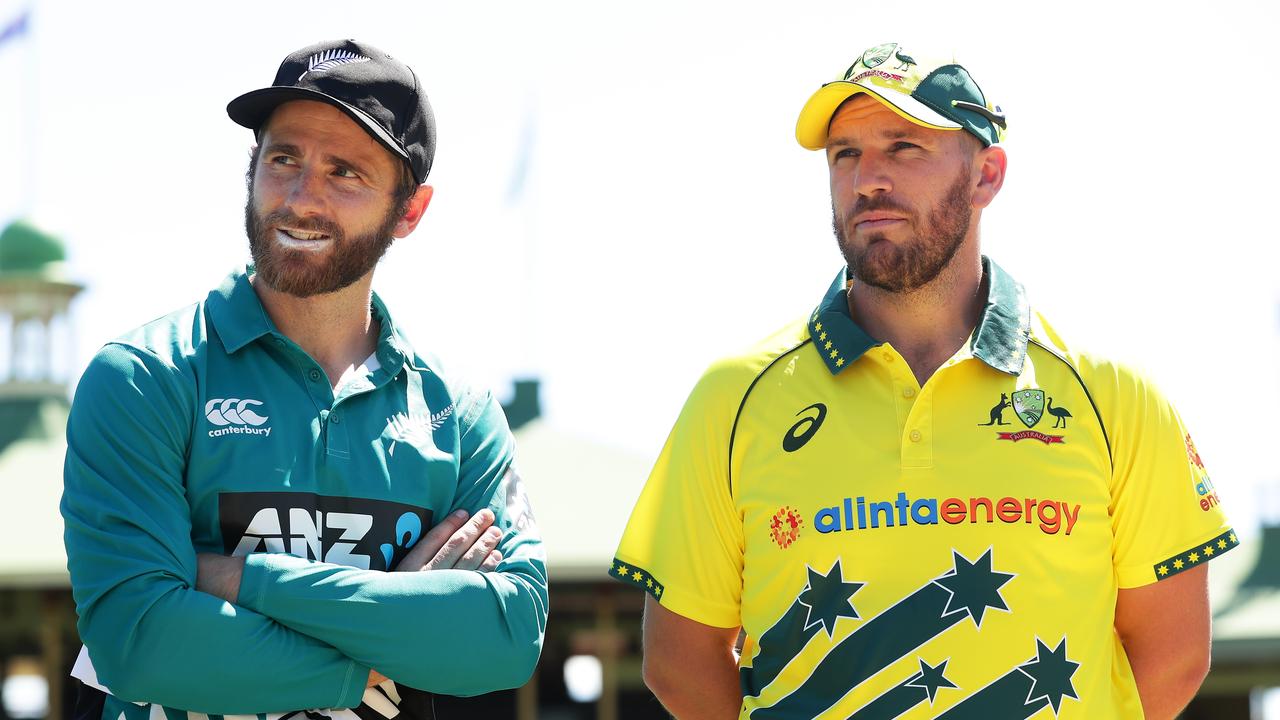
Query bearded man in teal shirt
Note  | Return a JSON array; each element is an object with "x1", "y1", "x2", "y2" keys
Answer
[{"x1": 61, "y1": 39, "x2": 547, "y2": 720}]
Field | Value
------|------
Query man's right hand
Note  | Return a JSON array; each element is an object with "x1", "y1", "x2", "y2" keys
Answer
[
  {"x1": 394, "y1": 508, "x2": 504, "y2": 573},
  {"x1": 368, "y1": 511, "x2": 502, "y2": 686}
]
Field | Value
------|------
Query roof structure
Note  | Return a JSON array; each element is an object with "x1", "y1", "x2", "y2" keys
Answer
[
  {"x1": 509, "y1": 418, "x2": 652, "y2": 580},
  {"x1": 0, "y1": 219, "x2": 67, "y2": 279},
  {"x1": 0, "y1": 394, "x2": 70, "y2": 587},
  {"x1": 1208, "y1": 525, "x2": 1280, "y2": 671}
]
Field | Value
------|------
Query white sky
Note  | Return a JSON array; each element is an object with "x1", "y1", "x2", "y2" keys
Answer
[{"x1": 2, "y1": 1, "x2": 1279, "y2": 533}]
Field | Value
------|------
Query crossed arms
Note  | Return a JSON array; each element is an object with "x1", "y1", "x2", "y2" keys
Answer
[{"x1": 61, "y1": 343, "x2": 548, "y2": 715}]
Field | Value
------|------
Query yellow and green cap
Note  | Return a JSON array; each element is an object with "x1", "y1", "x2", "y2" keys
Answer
[{"x1": 796, "y1": 43, "x2": 1007, "y2": 149}]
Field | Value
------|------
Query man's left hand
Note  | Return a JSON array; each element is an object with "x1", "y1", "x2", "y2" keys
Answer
[{"x1": 196, "y1": 553, "x2": 245, "y2": 604}]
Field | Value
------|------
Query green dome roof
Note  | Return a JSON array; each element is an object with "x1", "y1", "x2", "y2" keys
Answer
[{"x1": 0, "y1": 220, "x2": 65, "y2": 273}]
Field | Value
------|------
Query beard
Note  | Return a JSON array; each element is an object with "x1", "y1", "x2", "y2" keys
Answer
[
  {"x1": 244, "y1": 181, "x2": 402, "y2": 299},
  {"x1": 833, "y1": 164, "x2": 973, "y2": 293}
]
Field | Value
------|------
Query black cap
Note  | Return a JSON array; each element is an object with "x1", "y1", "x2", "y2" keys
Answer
[{"x1": 227, "y1": 39, "x2": 435, "y2": 183}]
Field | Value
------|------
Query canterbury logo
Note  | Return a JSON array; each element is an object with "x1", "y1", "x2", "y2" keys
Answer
[
  {"x1": 783, "y1": 403, "x2": 827, "y2": 452},
  {"x1": 206, "y1": 398, "x2": 269, "y2": 426},
  {"x1": 300, "y1": 49, "x2": 370, "y2": 80}
]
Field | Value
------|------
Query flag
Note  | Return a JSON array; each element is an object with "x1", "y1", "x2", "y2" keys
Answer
[{"x1": 0, "y1": 8, "x2": 29, "y2": 50}]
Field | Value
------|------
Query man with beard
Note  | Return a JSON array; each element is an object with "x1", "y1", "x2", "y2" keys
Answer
[
  {"x1": 61, "y1": 40, "x2": 547, "y2": 720},
  {"x1": 612, "y1": 43, "x2": 1234, "y2": 719}
]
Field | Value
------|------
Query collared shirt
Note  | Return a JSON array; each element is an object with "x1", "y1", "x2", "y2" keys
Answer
[
  {"x1": 63, "y1": 268, "x2": 547, "y2": 719},
  {"x1": 612, "y1": 257, "x2": 1234, "y2": 719}
]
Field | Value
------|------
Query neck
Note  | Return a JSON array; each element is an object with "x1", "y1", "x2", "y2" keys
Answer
[
  {"x1": 251, "y1": 271, "x2": 380, "y2": 387},
  {"x1": 847, "y1": 240, "x2": 985, "y2": 386}
]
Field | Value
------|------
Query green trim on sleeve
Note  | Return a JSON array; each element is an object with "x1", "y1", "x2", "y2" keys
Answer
[
  {"x1": 609, "y1": 558, "x2": 665, "y2": 601},
  {"x1": 1153, "y1": 528, "x2": 1240, "y2": 581}
]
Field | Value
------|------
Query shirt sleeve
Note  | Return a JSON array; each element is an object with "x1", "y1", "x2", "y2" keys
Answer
[
  {"x1": 236, "y1": 388, "x2": 548, "y2": 696},
  {"x1": 610, "y1": 359, "x2": 750, "y2": 629},
  {"x1": 1099, "y1": 362, "x2": 1237, "y2": 588},
  {"x1": 61, "y1": 343, "x2": 367, "y2": 714}
]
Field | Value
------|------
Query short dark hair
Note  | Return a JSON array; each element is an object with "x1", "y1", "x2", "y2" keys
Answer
[{"x1": 389, "y1": 157, "x2": 420, "y2": 216}]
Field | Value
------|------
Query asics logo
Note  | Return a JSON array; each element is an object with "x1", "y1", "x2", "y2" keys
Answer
[
  {"x1": 783, "y1": 403, "x2": 827, "y2": 452},
  {"x1": 206, "y1": 398, "x2": 269, "y2": 426}
]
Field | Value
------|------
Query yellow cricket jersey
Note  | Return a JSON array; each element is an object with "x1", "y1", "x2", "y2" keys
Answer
[{"x1": 612, "y1": 258, "x2": 1235, "y2": 719}]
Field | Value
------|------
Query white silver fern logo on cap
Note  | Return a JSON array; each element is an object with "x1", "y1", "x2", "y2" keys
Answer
[{"x1": 299, "y1": 48, "x2": 370, "y2": 80}]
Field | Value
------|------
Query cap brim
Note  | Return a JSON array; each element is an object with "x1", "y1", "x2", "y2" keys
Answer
[
  {"x1": 795, "y1": 81, "x2": 962, "y2": 150},
  {"x1": 227, "y1": 86, "x2": 410, "y2": 164}
]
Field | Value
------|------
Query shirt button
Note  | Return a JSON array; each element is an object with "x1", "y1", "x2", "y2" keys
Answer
[
  {"x1": 331, "y1": 413, "x2": 341, "y2": 425},
  {"x1": 883, "y1": 353, "x2": 895, "y2": 363},
  {"x1": 309, "y1": 369, "x2": 322, "y2": 382},
  {"x1": 909, "y1": 430, "x2": 922, "y2": 442},
  {"x1": 902, "y1": 387, "x2": 916, "y2": 398}
]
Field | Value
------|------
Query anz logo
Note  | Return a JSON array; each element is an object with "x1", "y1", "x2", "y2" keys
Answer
[{"x1": 220, "y1": 492, "x2": 432, "y2": 571}]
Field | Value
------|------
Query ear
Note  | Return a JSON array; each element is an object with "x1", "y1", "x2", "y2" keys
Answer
[
  {"x1": 393, "y1": 185, "x2": 434, "y2": 238},
  {"x1": 971, "y1": 145, "x2": 1007, "y2": 209}
]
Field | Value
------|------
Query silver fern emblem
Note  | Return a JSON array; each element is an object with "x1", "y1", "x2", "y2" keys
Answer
[
  {"x1": 299, "y1": 49, "x2": 370, "y2": 80},
  {"x1": 385, "y1": 404, "x2": 454, "y2": 456}
]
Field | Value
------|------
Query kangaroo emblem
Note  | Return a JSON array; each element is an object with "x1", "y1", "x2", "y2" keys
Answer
[{"x1": 978, "y1": 393, "x2": 1011, "y2": 426}]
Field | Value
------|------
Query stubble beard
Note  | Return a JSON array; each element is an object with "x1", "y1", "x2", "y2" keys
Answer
[
  {"x1": 243, "y1": 168, "x2": 402, "y2": 299},
  {"x1": 833, "y1": 164, "x2": 974, "y2": 294}
]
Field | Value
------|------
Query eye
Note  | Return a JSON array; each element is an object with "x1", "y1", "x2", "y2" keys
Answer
[
  {"x1": 832, "y1": 147, "x2": 860, "y2": 161},
  {"x1": 890, "y1": 141, "x2": 920, "y2": 152},
  {"x1": 333, "y1": 166, "x2": 360, "y2": 179},
  {"x1": 268, "y1": 154, "x2": 297, "y2": 166}
]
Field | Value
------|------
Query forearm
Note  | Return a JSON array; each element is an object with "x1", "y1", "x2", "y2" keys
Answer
[
  {"x1": 75, "y1": 575, "x2": 366, "y2": 713},
  {"x1": 238, "y1": 550, "x2": 548, "y2": 695},
  {"x1": 645, "y1": 646, "x2": 742, "y2": 719},
  {"x1": 1115, "y1": 565, "x2": 1211, "y2": 720},
  {"x1": 1122, "y1": 637, "x2": 1209, "y2": 720},
  {"x1": 642, "y1": 597, "x2": 743, "y2": 719}
]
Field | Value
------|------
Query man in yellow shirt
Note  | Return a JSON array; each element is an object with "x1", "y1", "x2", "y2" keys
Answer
[{"x1": 612, "y1": 42, "x2": 1234, "y2": 719}]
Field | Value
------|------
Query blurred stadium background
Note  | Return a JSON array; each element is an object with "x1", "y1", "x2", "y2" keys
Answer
[{"x1": 1, "y1": 1, "x2": 1278, "y2": 718}]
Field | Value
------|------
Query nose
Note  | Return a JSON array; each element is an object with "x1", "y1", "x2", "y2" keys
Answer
[
  {"x1": 282, "y1": 167, "x2": 328, "y2": 217},
  {"x1": 851, "y1": 151, "x2": 893, "y2": 198}
]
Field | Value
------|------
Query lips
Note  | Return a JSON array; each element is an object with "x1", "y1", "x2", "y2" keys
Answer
[
  {"x1": 854, "y1": 212, "x2": 905, "y2": 230},
  {"x1": 280, "y1": 227, "x2": 330, "y2": 241},
  {"x1": 273, "y1": 227, "x2": 333, "y2": 251}
]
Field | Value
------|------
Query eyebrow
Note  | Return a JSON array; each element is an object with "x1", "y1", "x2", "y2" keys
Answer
[
  {"x1": 262, "y1": 143, "x2": 375, "y2": 178},
  {"x1": 827, "y1": 128, "x2": 923, "y2": 148}
]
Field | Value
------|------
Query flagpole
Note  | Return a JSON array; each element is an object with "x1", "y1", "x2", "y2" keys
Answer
[
  {"x1": 0, "y1": 6, "x2": 32, "y2": 217},
  {"x1": 21, "y1": 4, "x2": 35, "y2": 216}
]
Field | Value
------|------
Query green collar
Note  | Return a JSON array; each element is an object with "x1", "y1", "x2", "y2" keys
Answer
[
  {"x1": 205, "y1": 266, "x2": 416, "y2": 370},
  {"x1": 807, "y1": 256, "x2": 1030, "y2": 376}
]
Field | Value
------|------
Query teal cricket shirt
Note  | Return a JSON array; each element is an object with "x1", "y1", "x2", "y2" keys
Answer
[{"x1": 61, "y1": 268, "x2": 547, "y2": 719}]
